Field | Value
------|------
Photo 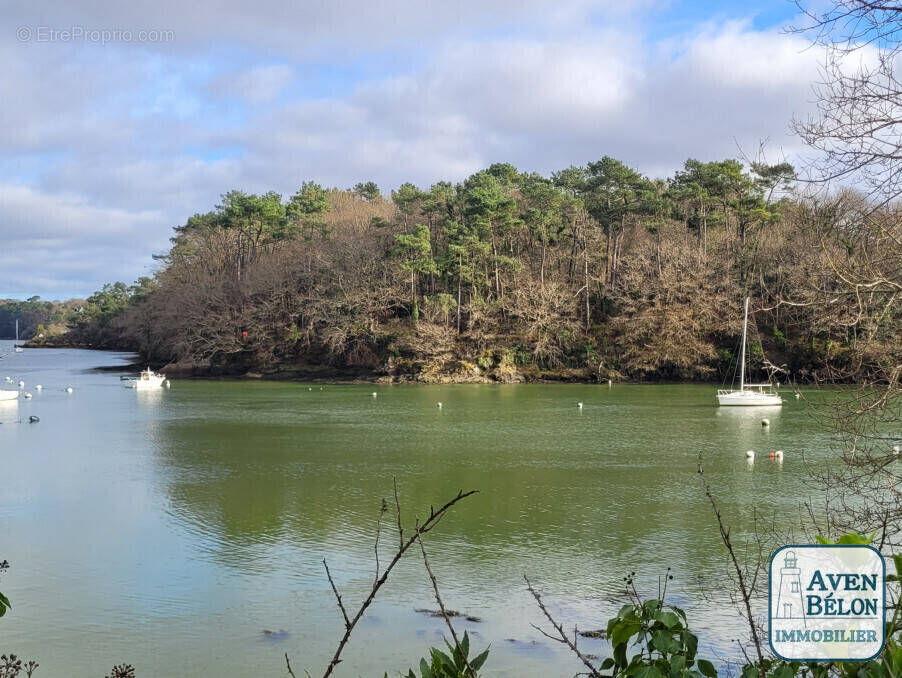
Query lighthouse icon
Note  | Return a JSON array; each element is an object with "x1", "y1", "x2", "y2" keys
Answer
[{"x1": 774, "y1": 550, "x2": 807, "y2": 625}]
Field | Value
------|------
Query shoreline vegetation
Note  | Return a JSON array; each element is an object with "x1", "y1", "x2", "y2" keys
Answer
[{"x1": 4, "y1": 156, "x2": 900, "y2": 386}]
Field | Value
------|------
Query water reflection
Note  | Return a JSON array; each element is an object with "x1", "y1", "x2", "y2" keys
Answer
[
  {"x1": 146, "y1": 383, "x2": 831, "y2": 668},
  {"x1": 0, "y1": 351, "x2": 839, "y2": 678},
  {"x1": 0, "y1": 398, "x2": 18, "y2": 422}
]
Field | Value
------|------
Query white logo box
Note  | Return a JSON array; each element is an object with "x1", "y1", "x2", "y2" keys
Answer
[{"x1": 769, "y1": 544, "x2": 886, "y2": 661}]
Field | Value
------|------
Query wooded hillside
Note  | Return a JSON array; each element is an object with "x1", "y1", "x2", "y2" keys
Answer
[{"x1": 27, "y1": 157, "x2": 902, "y2": 383}]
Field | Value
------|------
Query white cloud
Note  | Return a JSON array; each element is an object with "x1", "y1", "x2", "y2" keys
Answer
[
  {"x1": 210, "y1": 64, "x2": 294, "y2": 103},
  {"x1": 0, "y1": 1, "x2": 830, "y2": 296}
]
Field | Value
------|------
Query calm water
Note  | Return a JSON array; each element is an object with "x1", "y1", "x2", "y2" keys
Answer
[{"x1": 0, "y1": 342, "x2": 836, "y2": 677}]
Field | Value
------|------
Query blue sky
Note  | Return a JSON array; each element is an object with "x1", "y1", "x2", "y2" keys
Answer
[{"x1": 1, "y1": 0, "x2": 826, "y2": 299}]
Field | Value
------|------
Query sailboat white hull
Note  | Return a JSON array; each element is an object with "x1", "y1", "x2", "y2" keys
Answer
[
  {"x1": 0, "y1": 389, "x2": 19, "y2": 401},
  {"x1": 717, "y1": 298, "x2": 783, "y2": 407},
  {"x1": 716, "y1": 389, "x2": 782, "y2": 406}
]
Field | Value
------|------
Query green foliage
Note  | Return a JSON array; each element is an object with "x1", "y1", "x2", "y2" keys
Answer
[
  {"x1": 394, "y1": 225, "x2": 438, "y2": 278},
  {"x1": 398, "y1": 632, "x2": 489, "y2": 678},
  {"x1": 814, "y1": 532, "x2": 874, "y2": 545},
  {"x1": 603, "y1": 598, "x2": 712, "y2": 678},
  {"x1": 510, "y1": 344, "x2": 532, "y2": 366},
  {"x1": 354, "y1": 181, "x2": 381, "y2": 201},
  {"x1": 287, "y1": 182, "x2": 331, "y2": 240}
]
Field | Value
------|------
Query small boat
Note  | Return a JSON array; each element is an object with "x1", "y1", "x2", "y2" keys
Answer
[
  {"x1": 0, "y1": 389, "x2": 18, "y2": 401},
  {"x1": 122, "y1": 368, "x2": 167, "y2": 390},
  {"x1": 14, "y1": 320, "x2": 23, "y2": 352},
  {"x1": 716, "y1": 298, "x2": 782, "y2": 407}
]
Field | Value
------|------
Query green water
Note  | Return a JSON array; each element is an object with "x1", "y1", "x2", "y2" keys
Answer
[{"x1": 0, "y1": 343, "x2": 834, "y2": 677}]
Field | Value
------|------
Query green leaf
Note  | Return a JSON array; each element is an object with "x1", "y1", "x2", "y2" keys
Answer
[
  {"x1": 635, "y1": 665, "x2": 663, "y2": 678},
  {"x1": 652, "y1": 630, "x2": 680, "y2": 655},
  {"x1": 836, "y1": 532, "x2": 873, "y2": 545},
  {"x1": 470, "y1": 647, "x2": 490, "y2": 672},
  {"x1": 771, "y1": 663, "x2": 795, "y2": 678},
  {"x1": 671, "y1": 655, "x2": 687, "y2": 675},
  {"x1": 697, "y1": 659, "x2": 718, "y2": 678},
  {"x1": 656, "y1": 611, "x2": 681, "y2": 629},
  {"x1": 681, "y1": 630, "x2": 698, "y2": 659},
  {"x1": 602, "y1": 658, "x2": 616, "y2": 671},
  {"x1": 612, "y1": 622, "x2": 642, "y2": 648}
]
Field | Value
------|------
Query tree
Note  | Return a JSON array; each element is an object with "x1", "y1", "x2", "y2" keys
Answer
[
  {"x1": 353, "y1": 181, "x2": 381, "y2": 201},
  {"x1": 581, "y1": 156, "x2": 653, "y2": 287},
  {"x1": 461, "y1": 171, "x2": 522, "y2": 307},
  {"x1": 394, "y1": 225, "x2": 438, "y2": 324},
  {"x1": 287, "y1": 182, "x2": 330, "y2": 241}
]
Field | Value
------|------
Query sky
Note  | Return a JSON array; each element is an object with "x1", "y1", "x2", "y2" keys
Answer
[{"x1": 1, "y1": 0, "x2": 829, "y2": 299}]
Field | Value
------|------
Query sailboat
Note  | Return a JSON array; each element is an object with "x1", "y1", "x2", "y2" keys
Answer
[
  {"x1": 716, "y1": 298, "x2": 782, "y2": 406},
  {"x1": 14, "y1": 320, "x2": 23, "y2": 352}
]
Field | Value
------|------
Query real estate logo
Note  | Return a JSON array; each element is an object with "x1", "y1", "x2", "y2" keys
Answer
[{"x1": 769, "y1": 545, "x2": 886, "y2": 661}]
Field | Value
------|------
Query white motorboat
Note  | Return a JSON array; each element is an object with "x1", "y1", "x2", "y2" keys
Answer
[
  {"x1": 716, "y1": 298, "x2": 782, "y2": 407},
  {"x1": 122, "y1": 368, "x2": 167, "y2": 390},
  {"x1": 0, "y1": 389, "x2": 19, "y2": 401}
]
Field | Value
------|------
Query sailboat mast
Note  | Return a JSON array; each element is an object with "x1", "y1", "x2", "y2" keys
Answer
[{"x1": 739, "y1": 297, "x2": 749, "y2": 391}]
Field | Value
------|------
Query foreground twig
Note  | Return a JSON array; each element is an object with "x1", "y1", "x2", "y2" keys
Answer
[
  {"x1": 698, "y1": 455, "x2": 767, "y2": 674},
  {"x1": 311, "y1": 483, "x2": 478, "y2": 678},
  {"x1": 415, "y1": 520, "x2": 474, "y2": 674},
  {"x1": 524, "y1": 576, "x2": 601, "y2": 678}
]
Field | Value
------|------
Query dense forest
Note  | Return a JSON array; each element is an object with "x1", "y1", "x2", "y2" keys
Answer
[{"x1": 10, "y1": 156, "x2": 901, "y2": 384}]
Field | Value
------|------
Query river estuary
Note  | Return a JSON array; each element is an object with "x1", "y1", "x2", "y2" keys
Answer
[{"x1": 0, "y1": 342, "x2": 836, "y2": 677}]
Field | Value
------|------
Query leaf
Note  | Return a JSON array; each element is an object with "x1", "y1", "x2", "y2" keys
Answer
[
  {"x1": 652, "y1": 630, "x2": 680, "y2": 655},
  {"x1": 681, "y1": 630, "x2": 698, "y2": 659},
  {"x1": 602, "y1": 658, "x2": 616, "y2": 671},
  {"x1": 470, "y1": 647, "x2": 490, "y2": 672},
  {"x1": 671, "y1": 655, "x2": 687, "y2": 675},
  {"x1": 697, "y1": 659, "x2": 718, "y2": 678},
  {"x1": 612, "y1": 622, "x2": 643, "y2": 648},
  {"x1": 656, "y1": 611, "x2": 681, "y2": 630},
  {"x1": 634, "y1": 665, "x2": 663, "y2": 678}
]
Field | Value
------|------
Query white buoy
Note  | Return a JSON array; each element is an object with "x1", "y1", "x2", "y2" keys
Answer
[
  {"x1": 165, "y1": 380, "x2": 171, "y2": 388},
  {"x1": 18, "y1": 380, "x2": 24, "y2": 387},
  {"x1": 762, "y1": 418, "x2": 770, "y2": 427},
  {"x1": 607, "y1": 379, "x2": 612, "y2": 387},
  {"x1": 371, "y1": 392, "x2": 377, "y2": 397},
  {"x1": 437, "y1": 402, "x2": 442, "y2": 409},
  {"x1": 774, "y1": 450, "x2": 784, "y2": 460},
  {"x1": 745, "y1": 450, "x2": 755, "y2": 459},
  {"x1": 35, "y1": 384, "x2": 42, "y2": 390},
  {"x1": 23, "y1": 392, "x2": 32, "y2": 399},
  {"x1": 308, "y1": 387, "x2": 312, "y2": 391},
  {"x1": 577, "y1": 402, "x2": 583, "y2": 409},
  {"x1": 795, "y1": 393, "x2": 800, "y2": 400},
  {"x1": 893, "y1": 445, "x2": 900, "y2": 456},
  {"x1": 66, "y1": 387, "x2": 73, "y2": 393}
]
